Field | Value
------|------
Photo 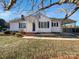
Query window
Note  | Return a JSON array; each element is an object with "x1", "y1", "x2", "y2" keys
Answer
[
  {"x1": 39, "y1": 21, "x2": 49, "y2": 28},
  {"x1": 52, "y1": 22, "x2": 58, "y2": 27},
  {"x1": 54, "y1": 23, "x2": 56, "y2": 26},
  {"x1": 41, "y1": 22, "x2": 43, "y2": 28},
  {"x1": 19, "y1": 23, "x2": 26, "y2": 28}
]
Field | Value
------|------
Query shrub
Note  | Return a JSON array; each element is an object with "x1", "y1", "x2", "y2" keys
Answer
[
  {"x1": 11, "y1": 32, "x2": 16, "y2": 35},
  {"x1": 4, "y1": 31, "x2": 11, "y2": 34},
  {"x1": 4, "y1": 30, "x2": 17, "y2": 35},
  {"x1": 15, "y1": 33, "x2": 23, "y2": 37},
  {"x1": 19, "y1": 30, "x2": 26, "y2": 35}
]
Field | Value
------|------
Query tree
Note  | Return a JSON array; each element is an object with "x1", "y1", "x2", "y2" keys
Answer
[
  {"x1": 0, "y1": 0, "x2": 79, "y2": 19},
  {"x1": 0, "y1": 19, "x2": 7, "y2": 31},
  {"x1": 0, "y1": 0, "x2": 16, "y2": 10}
]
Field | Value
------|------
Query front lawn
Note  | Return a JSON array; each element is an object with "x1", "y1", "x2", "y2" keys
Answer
[{"x1": 0, "y1": 36, "x2": 79, "y2": 59}]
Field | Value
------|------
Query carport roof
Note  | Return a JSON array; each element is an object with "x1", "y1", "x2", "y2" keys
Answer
[{"x1": 50, "y1": 18, "x2": 76, "y2": 24}]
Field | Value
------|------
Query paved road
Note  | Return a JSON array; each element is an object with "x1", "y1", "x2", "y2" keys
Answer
[{"x1": 23, "y1": 36, "x2": 79, "y2": 40}]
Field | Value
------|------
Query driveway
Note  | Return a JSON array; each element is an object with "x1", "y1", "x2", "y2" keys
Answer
[{"x1": 23, "y1": 36, "x2": 79, "y2": 40}]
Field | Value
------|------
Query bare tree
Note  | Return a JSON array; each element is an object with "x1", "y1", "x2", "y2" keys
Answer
[
  {"x1": 0, "y1": 0, "x2": 17, "y2": 10},
  {"x1": 0, "y1": 0, "x2": 79, "y2": 19}
]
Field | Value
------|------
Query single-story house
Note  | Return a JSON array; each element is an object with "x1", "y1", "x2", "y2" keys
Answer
[{"x1": 9, "y1": 13, "x2": 76, "y2": 33}]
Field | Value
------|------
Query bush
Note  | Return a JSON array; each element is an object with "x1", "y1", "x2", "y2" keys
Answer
[
  {"x1": 15, "y1": 33, "x2": 23, "y2": 37},
  {"x1": 4, "y1": 31, "x2": 11, "y2": 34},
  {"x1": 19, "y1": 30, "x2": 26, "y2": 35},
  {"x1": 11, "y1": 32, "x2": 16, "y2": 35},
  {"x1": 4, "y1": 31, "x2": 16, "y2": 35}
]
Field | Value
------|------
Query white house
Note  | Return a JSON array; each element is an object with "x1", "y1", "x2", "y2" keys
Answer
[{"x1": 9, "y1": 13, "x2": 76, "y2": 33}]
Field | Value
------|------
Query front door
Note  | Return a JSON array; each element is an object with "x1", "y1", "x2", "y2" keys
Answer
[{"x1": 32, "y1": 23, "x2": 35, "y2": 31}]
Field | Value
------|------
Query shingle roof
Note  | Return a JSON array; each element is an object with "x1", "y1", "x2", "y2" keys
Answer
[
  {"x1": 9, "y1": 15, "x2": 36, "y2": 23},
  {"x1": 9, "y1": 18, "x2": 23, "y2": 23},
  {"x1": 50, "y1": 18, "x2": 76, "y2": 24},
  {"x1": 9, "y1": 13, "x2": 76, "y2": 24}
]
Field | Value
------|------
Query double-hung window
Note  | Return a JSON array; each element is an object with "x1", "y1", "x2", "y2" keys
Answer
[
  {"x1": 52, "y1": 22, "x2": 58, "y2": 27},
  {"x1": 39, "y1": 21, "x2": 49, "y2": 28},
  {"x1": 19, "y1": 23, "x2": 26, "y2": 28}
]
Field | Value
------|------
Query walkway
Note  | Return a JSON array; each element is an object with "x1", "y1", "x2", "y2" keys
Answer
[{"x1": 23, "y1": 36, "x2": 79, "y2": 40}]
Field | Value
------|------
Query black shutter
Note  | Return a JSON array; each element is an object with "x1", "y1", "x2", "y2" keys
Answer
[
  {"x1": 57, "y1": 22, "x2": 58, "y2": 27},
  {"x1": 39, "y1": 22, "x2": 40, "y2": 28},
  {"x1": 48, "y1": 22, "x2": 49, "y2": 28},
  {"x1": 52, "y1": 22, "x2": 53, "y2": 27},
  {"x1": 19, "y1": 23, "x2": 20, "y2": 28}
]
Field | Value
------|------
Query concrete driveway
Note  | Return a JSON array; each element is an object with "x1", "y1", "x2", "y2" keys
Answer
[{"x1": 23, "y1": 36, "x2": 79, "y2": 40}]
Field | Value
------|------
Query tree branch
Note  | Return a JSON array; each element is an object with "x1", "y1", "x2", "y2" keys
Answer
[
  {"x1": 64, "y1": 7, "x2": 79, "y2": 19},
  {"x1": 5, "y1": 0, "x2": 17, "y2": 10},
  {"x1": 39, "y1": 2, "x2": 60, "y2": 10}
]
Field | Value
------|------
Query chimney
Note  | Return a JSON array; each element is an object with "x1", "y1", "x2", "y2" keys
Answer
[{"x1": 21, "y1": 15, "x2": 25, "y2": 20}]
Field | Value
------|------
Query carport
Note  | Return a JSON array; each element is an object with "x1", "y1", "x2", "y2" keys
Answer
[{"x1": 62, "y1": 19, "x2": 76, "y2": 33}]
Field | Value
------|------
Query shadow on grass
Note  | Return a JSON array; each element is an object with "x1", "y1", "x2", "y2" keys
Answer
[{"x1": 25, "y1": 32, "x2": 79, "y2": 38}]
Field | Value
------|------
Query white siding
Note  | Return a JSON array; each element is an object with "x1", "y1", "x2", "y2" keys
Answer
[
  {"x1": 10, "y1": 14, "x2": 63, "y2": 33},
  {"x1": 19, "y1": 21, "x2": 27, "y2": 32},
  {"x1": 38, "y1": 15, "x2": 51, "y2": 32},
  {"x1": 26, "y1": 19, "x2": 38, "y2": 32},
  {"x1": 51, "y1": 21, "x2": 62, "y2": 32},
  {"x1": 10, "y1": 21, "x2": 27, "y2": 32},
  {"x1": 10, "y1": 22, "x2": 19, "y2": 31}
]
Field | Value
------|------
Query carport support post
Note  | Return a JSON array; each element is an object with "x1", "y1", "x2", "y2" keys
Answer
[{"x1": 74, "y1": 22, "x2": 76, "y2": 33}]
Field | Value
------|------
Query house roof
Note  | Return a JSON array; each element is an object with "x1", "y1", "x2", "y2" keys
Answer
[
  {"x1": 9, "y1": 15, "x2": 36, "y2": 23},
  {"x1": 9, "y1": 13, "x2": 76, "y2": 24},
  {"x1": 9, "y1": 19, "x2": 23, "y2": 23}
]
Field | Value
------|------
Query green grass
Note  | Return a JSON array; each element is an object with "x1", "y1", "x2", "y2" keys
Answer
[{"x1": 0, "y1": 36, "x2": 79, "y2": 59}]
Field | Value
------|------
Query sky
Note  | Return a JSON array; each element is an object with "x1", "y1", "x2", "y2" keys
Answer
[{"x1": 0, "y1": 0, "x2": 79, "y2": 26}]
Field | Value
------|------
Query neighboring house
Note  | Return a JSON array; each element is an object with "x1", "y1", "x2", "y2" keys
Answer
[{"x1": 9, "y1": 13, "x2": 76, "y2": 33}]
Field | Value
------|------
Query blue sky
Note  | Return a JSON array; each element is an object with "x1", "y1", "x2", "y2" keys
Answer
[{"x1": 0, "y1": 0, "x2": 79, "y2": 26}]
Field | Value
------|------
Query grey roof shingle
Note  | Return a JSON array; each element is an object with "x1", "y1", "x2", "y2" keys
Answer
[{"x1": 9, "y1": 13, "x2": 76, "y2": 24}]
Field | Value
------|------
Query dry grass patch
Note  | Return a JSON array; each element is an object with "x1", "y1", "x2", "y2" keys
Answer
[
  {"x1": 51, "y1": 55, "x2": 79, "y2": 59},
  {"x1": 0, "y1": 36, "x2": 79, "y2": 59}
]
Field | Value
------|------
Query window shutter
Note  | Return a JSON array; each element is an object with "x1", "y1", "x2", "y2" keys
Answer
[
  {"x1": 48, "y1": 22, "x2": 49, "y2": 28},
  {"x1": 19, "y1": 23, "x2": 20, "y2": 28},
  {"x1": 52, "y1": 22, "x2": 53, "y2": 27},
  {"x1": 39, "y1": 22, "x2": 40, "y2": 28},
  {"x1": 57, "y1": 22, "x2": 58, "y2": 27}
]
